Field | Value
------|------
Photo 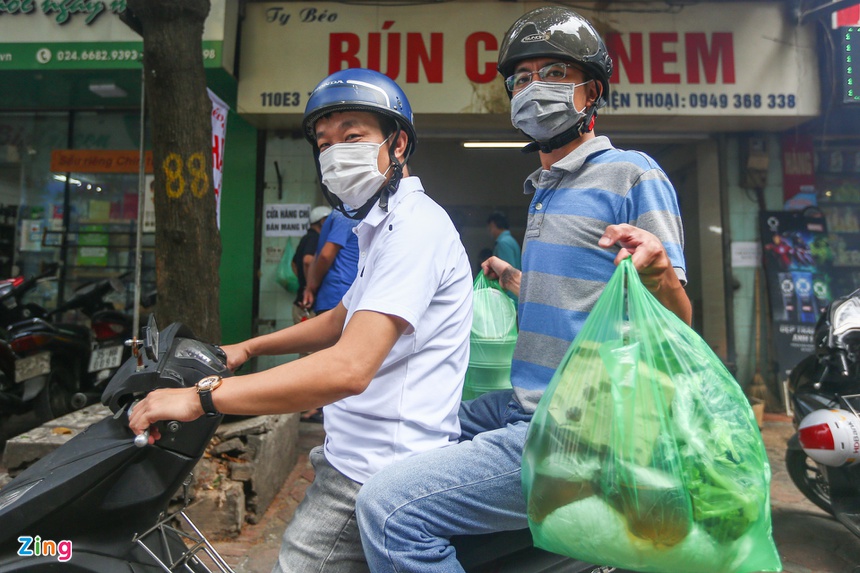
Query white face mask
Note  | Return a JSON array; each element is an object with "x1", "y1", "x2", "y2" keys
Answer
[
  {"x1": 510, "y1": 80, "x2": 591, "y2": 143},
  {"x1": 319, "y1": 138, "x2": 392, "y2": 210}
]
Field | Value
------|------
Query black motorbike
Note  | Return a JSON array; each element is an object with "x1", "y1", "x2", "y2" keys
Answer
[
  {"x1": 4, "y1": 274, "x2": 136, "y2": 422},
  {"x1": 0, "y1": 316, "x2": 612, "y2": 572},
  {"x1": 56, "y1": 276, "x2": 132, "y2": 392},
  {"x1": 0, "y1": 264, "x2": 57, "y2": 328},
  {"x1": 0, "y1": 317, "x2": 231, "y2": 571},
  {"x1": 0, "y1": 336, "x2": 16, "y2": 416},
  {"x1": 786, "y1": 286, "x2": 860, "y2": 538},
  {"x1": 0, "y1": 264, "x2": 94, "y2": 422}
]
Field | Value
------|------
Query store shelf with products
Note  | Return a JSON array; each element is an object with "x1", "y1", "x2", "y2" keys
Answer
[
  {"x1": 42, "y1": 220, "x2": 156, "y2": 310},
  {"x1": 0, "y1": 204, "x2": 17, "y2": 278},
  {"x1": 815, "y1": 147, "x2": 860, "y2": 297}
]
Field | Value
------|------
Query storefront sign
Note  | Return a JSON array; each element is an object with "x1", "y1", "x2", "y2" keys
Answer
[
  {"x1": 264, "y1": 203, "x2": 312, "y2": 237},
  {"x1": 238, "y1": 1, "x2": 819, "y2": 118},
  {"x1": 50, "y1": 149, "x2": 153, "y2": 173},
  {"x1": 0, "y1": 0, "x2": 235, "y2": 71},
  {"x1": 0, "y1": 0, "x2": 123, "y2": 25}
]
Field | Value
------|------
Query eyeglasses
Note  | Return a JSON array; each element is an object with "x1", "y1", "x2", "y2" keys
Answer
[{"x1": 505, "y1": 62, "x2": 579, "y2": 92}]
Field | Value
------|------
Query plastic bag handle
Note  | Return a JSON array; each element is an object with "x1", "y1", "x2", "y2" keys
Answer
[{"x1": 473, "y1": 272, "x2": 504, "y2": 292}]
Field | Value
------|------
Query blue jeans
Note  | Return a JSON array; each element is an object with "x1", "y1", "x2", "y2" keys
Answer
[
  {"x1": 355, "y1": 390, "x2": 532, "y2": 573},
  {"x1": 272, "y1": 446, "x2": 369, "y2": 573}
]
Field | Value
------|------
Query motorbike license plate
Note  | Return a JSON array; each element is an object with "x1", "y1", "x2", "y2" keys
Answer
[
  {"x1": 88, "y1": 346, "x2": 124, "y2": 372},
  {"x1": 15, "y1": 351, "x2": 51, "y2": 383}
]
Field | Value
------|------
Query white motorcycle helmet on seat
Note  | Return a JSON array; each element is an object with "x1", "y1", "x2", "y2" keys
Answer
[{"x1": 798, "y1": 408, "x2": 860, "y2": 466}]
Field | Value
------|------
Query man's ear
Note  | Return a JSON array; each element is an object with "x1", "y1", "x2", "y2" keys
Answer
[
  {"x1": 393, "y1": 130, "x2": 409, "y2": 162},
  {"x1": 588, "y1": 81, "x2": 602, "y2": 106}
]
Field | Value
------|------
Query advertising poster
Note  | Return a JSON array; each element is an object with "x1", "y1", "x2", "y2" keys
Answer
[{"x1": 760, "y1": 210, "x2": 833, "y2": 378}]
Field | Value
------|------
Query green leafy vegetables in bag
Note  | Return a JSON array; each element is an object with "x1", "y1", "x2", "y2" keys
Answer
[{"x1": 522, "y1": 259, "x2": 781, "y2": 573}]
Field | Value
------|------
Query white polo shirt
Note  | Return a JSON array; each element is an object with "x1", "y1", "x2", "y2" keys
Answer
[{"x1": 323, "y1": 176, "x2": 473, "y2": 484}]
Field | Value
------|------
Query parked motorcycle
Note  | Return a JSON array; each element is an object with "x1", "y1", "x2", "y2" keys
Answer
[
  {"x1": 0, "y1": 316, "x2": 613, "y2": 572},
  {"x1": 6, "y1": 315, "x2": 92, "y2": 422},
  {"x1": 52, "y1": 275, "x2": 132, "y2": 391},
  {"x1": 0, "y1": 264, "x2": 93, "y2": 422},
  {"x1": 0, "y1": 264, "x2": 57, "y2": 328},
  {"x1": 0, "y1": 335, "x2": 16, "y2": 416},
  {"x1": 4, "y1": 272, "x2": 137, "y2": 422},
  {"x1": 786, "y1": 286, "x2": 860, "y2": 538}
]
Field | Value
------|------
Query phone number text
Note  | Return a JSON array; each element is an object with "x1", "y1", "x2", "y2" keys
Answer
[
  {"x1": 54, "y1": 48, "x2": 217, "y2": 62},
  {"x1": 609, "y1": 92, "x2": 797, "y2": 110}
]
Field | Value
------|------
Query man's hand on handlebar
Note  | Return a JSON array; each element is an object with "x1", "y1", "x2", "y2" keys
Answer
[
  {"x1": 220, "y1": 343, "x2": 250, "y2": 372},
  {"x1": 128, "y1": 387, "x2": 204, "y2": 441}
]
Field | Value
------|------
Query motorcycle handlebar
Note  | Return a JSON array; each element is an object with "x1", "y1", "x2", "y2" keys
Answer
[
  {"x1": 134, "y1": 429, "x2": 150, "y2": 447},
  {"x1": 0, "y1": 263, "x2": 59, "y2": 303}
]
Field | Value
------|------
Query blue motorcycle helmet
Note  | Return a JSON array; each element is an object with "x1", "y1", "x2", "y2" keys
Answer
[{"x1": 303, "y1": 68, "x2": 417, "y2": 218}]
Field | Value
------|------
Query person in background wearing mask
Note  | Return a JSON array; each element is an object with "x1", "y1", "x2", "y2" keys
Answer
[
  {"x1": 292, "y1": 205, "x2": 331, "y2": 324},
  {"x1": 355, "y1": 7, "x2": 691, "y2": 572},
  {"x1": 129, "y1": 68, "x2": 474, "y2": 573}
]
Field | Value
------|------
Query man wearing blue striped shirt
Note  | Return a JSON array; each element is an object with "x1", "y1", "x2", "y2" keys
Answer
[{"x1": 356, "y1": 7, "x2": 692, "y2": 572}]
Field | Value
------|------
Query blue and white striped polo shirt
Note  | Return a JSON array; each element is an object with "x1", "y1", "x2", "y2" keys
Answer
[{"x1": 512, "y1": 136, "x2": 687, "y2": 413}]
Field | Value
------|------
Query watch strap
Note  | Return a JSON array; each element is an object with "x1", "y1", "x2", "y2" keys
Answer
[
  {"x1": 199, "y1": 388, "x2": 219, "y2": 416},
  {"x1": 197, "y1": 375, "x2": 222, "y2": 417}
]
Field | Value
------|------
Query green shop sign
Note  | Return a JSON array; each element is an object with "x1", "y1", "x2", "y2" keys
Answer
[
  {"x1": 0, "y1": 41, "x2": 223, "y2": 70},
  {"x1": 0, "y1": 0, "x2": 127, "y2": 25}
]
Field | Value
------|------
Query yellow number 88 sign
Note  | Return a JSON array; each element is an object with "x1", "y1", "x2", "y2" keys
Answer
[{"x1": 163, "y1": 152, "x2": 210, "y2": 199}]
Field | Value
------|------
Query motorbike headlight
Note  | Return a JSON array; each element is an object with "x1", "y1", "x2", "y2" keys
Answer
[
  {"x1": 832, "y1": 297, "x2": 860, "y2": 339},
  {"x1": 174, "y1": 339, "x2": 224, "y2": 370},
  {"x1": 0, "y1": 479, "x2": 42, "y2": 511}
]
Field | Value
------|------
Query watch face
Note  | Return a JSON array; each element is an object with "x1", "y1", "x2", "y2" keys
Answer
[{"x1": 198, "y1": 376, "x2": 220, "y2": 391}]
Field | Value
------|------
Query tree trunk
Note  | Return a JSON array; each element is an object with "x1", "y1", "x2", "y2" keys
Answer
[{"x1": 127, "y1": 0, "x2": 221, "y2": 342}]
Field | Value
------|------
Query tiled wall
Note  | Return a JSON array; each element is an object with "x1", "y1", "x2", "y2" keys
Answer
[
  {"x1": 726, "y1": 134, "x2": 785, "y2": 391},
  {"x1": 257, "y1": 135, "x2": 325, "y2": 370}
]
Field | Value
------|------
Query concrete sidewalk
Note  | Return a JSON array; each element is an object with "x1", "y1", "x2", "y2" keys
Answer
[{"x1": 210, "y1": 415, "x2": 860, "y2": 573}]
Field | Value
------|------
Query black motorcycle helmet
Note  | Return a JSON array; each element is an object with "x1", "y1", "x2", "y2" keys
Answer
[
  {"x1": 497, "y1": 7, "x2": 613, "y2": 152},
  {"x1": 497, "y1": 6, "x2": 612, "y2": 104}
]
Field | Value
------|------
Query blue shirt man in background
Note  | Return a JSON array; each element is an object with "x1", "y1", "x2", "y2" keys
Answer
[
  {"x1": 487, "y1": 211, "x2": 522, "y2": 271},
  {"x1": 303, "y1": 209, "x2": 360, "y2": 314}
]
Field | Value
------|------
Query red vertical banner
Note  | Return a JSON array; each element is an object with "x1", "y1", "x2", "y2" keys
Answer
[
  {"x1": 207, "y1": 88, "x2": 229, "y2": 230},
  {"x1": 782, "y1": 135, "x2": 816, "y2": 204}
]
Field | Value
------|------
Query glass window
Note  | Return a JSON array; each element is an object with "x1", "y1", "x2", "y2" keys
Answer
[{"x1": 0, "y1": 111, "x2": 154, "y2": 315}]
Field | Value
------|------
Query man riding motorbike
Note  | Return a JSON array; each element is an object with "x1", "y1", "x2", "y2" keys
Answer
[{"x1": 129, "y1": 68, "x2": 474, "y2": 573}]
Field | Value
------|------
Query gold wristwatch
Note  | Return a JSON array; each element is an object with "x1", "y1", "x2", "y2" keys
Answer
[{"x1": 196, "y1": 375, "x2": 223, "y2": 417}]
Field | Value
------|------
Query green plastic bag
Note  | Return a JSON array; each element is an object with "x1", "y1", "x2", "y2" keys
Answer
[
  {"x1": 275, "y1": 239, "x2": 299, "y2": 293},
  {"x1": 522, "y1": 259, "x2": 781, "y2": 573},
  {"x1": 463, "y1": 273, "x2": 517, "y2": 400}
]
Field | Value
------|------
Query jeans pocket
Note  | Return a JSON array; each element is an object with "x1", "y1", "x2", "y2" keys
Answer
[{"x1": 309, "y1": 445, "x2": 325, "y2": 470}]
